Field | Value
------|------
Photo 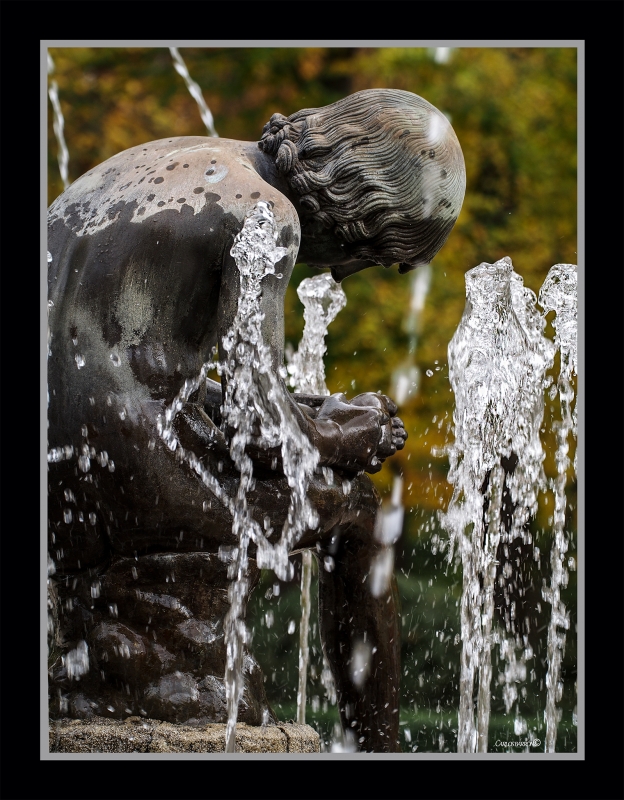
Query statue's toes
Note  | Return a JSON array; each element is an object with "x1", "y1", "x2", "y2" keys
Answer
[{"x1": 391, "y1": 417, "x2": 408, "y2": 447}]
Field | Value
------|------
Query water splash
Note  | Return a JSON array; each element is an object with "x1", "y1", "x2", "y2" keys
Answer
[
  {"x1": 150, "y1": 210, "x2": 293, "y2": 751},
  {"x1": 287, "y1": 273, "x2": 346, "y2": 396},
  {"x1": 538, "y1": 263, "x2": 577, "y2": 752},
  {"x1": 349, "y1": 639, "x2": 373, "y2": 689},
  {"x1": 156, "y1": 360, "x2": 237, "y2": 516},
  {"x1": 169, "y1": 47, "x2": 218, "y2": 138},
  {"x1": 287, "y1": 272, "x2": 346, "y2": 724},
  {"x1": 65, "y1": 640, "x2": 89, "y2": 680},
  {"x1": 217, "y1": 201, "x2": 322, "y2": 751},
  {"x1": 156, "y1": 202, "x2": 315, "y2": 750},
  {"x1": 440, "y1": 256, "x2": 555, "y2": 752}
]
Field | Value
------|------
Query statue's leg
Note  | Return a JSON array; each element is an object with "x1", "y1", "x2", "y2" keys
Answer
[
  {"x1": 312, "y1": 476, "x2": 402, "y2": 753},
  {"x1": 48, "y1": 400, "x2": 403, "y2": 744}
]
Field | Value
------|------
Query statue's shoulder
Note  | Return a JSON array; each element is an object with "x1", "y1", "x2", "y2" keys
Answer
[
  {"x1": 48, "y1": 136, "x2": 300, "y2": 247},
  {"x1": 203, "y1": 142, "x2": 301, "y2": 239}
]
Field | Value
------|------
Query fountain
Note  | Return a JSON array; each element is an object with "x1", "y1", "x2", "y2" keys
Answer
[
  {"x1": 440, "y1": 257, "x2": 577, "y2": 752},
  {"x1": 47, "y1": 86, "x2": 468, "y2": 753},
  {"x1": 46, "y1": 48, "x2": 579, "y2": 753}
]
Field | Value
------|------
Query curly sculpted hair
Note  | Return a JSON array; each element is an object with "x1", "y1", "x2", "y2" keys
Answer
[{"x1": 258, "y1": 89, "x2": 466, "y2": 271}]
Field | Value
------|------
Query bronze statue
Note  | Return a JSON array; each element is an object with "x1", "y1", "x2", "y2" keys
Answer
[{"x1": 47, "y1": 88, "x2": 465, "y2": 752}]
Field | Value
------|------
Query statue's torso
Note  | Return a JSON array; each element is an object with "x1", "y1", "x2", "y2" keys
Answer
[
  {"x1": 47, "y1": 137, "x2": 301, "y2": 566},
  {"x1": 47, "y1": 137, "x2": 283, "y2": 410}
]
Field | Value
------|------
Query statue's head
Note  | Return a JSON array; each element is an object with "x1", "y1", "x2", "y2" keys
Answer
[{"x1": 258, "y1": 88, "x2": 466, "y2": 282}]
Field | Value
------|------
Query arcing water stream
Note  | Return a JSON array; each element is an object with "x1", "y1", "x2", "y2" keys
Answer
[
  {"x1": 47, "y1": 54, "x2": 70, "y2": 191},
  {"x1": 169, "y1": 47, "x2": 219, "y2": 138}
]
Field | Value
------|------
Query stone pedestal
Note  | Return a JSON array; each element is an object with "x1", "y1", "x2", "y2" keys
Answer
[{"x1": 49, "y1": 717, "x2": 320, "y2": 753}]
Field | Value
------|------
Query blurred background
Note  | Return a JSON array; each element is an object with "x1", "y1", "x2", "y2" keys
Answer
[{"x1": 47, "y1": 46, "x2": 578, "y2": 752}]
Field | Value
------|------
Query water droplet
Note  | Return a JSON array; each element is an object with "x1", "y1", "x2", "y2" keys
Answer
[
  {"x1": 369, "y1": 548, "x2": 394, "y2": 597},
  {"x1": 426, "y1": 369, "x2": 433, "y2": 377},
  {"x1": 75, "y1": 354, "x2": 86, "y2": 369},
  {"x1": 110, "y1": 353, "x2": 121, "y2": 367},
  {"x1": 349, "y1": 639, "x2": 372, "y2": 689},
  {"x1": 66, "y1": 641, "x2": 90, "y2": 679},
  {"x1": 514, "y1": 716, "x2": 527, "y2": 736}
]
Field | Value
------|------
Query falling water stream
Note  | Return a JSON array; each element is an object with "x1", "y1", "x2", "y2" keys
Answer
[
  {"x1": 538, "y1": 264, "x2": 577, "y2": 752},
  {"x1": 219, "y1": 202, "x2": 324, "y2": 750},
  {"x1": 160, "y1": 201, "x2": 324, "y2": 751}
]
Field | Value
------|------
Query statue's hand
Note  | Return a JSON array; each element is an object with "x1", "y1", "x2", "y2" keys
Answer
[{"x1": 314, "y1": 392, "x2": 407, "y2": 474}]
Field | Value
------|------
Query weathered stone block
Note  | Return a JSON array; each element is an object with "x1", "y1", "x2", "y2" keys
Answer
[{"x1": 49, "y1": 717, "x2": 320, "y2": 753}]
